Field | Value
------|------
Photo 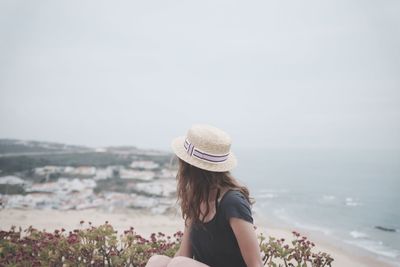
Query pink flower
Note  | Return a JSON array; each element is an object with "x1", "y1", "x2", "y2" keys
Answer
[{"x1": 67, "y1": 233, "x2": 79, "y2": 244}]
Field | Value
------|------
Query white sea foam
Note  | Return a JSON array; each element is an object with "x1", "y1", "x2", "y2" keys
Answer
[
  {"x1": 350, "y1": 230, "x2": 369, "y2": 239},
  {"x1": 322, "y1": 195, "x2": 336, "y2": 201},
  {"x1": 347, "y1": 230, "x2": 400, "y2": 260},
  {"x1": 256, "y1": 188, "x2": 291, "y2": 199},
  {"x1": 345, "y1": 197, "x2": 362, "y2": 206},
  {"x1": 271, "y1": 208, "x2": 333, "y2": 236},
  {"x1": 345, "y1": 239, "x2": 400, "y2": 259},
  {"x1": 272, "y1": 208, "x2": 289, "y2": 220},
  {"x1": 257, "y1": 193, "x2": 277, "y2": 199},
  {"x1": 293, "y1": 221, "x2": 333, "y2": 236},
  {"x1": 258, "y1": 188, "x2": 290, "y2": 194}
]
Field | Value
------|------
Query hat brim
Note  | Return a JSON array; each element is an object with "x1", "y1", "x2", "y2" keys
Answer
[{"x1": 171, "y1": 136, "x2": 237, "y2": 172}]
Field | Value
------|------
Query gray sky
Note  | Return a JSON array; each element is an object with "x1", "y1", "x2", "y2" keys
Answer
[{"x1": 0, "y1": 0, "x2": 399, "y2": 150}]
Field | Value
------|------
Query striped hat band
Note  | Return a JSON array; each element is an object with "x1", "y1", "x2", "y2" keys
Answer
[{"x1": 184, "y1": 139, "x2": 229, "y2": 163}]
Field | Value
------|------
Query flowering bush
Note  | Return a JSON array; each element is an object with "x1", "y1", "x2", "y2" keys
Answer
[
  {"x1": 259, "y1": 230, "x2": 334, "y2": 267},
  {"x1": 0, "y1": 222, "x2": 333, "y2": 267}
]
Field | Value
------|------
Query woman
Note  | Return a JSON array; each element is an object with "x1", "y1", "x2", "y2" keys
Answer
[{"x1": 146, "y1": 124, "x2": 262, "y2": 267}]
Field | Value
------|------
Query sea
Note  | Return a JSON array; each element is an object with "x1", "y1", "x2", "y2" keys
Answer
[{"x1": 234, "y1": 148, "x2": 400, "y2": 266}]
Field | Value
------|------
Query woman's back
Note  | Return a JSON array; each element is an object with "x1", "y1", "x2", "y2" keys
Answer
[{"x1": 190, "y1": 189, "x2": 254, "y2": 267}]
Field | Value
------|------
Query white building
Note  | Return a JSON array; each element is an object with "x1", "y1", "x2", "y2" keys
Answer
[
  {"x1": 0, "y1": 175, "x2": 26, "y2": 185},
  {"x1": 130, "y1": 160, "x2": 159, "y2": 170},
  {"x1": 119, "y1": 169, "x2": 155, "y2": 181},
  {"x1": 158, "y1": 168, "x2": 177, "y2": 179},
  {"x1": 75, "y1": 166, "x2": 96, "y2": 176},
  {"x1": 61, "y1": 166, "x2": 96, "y2": 177},
  {"x1": 34, "y1": 166, "x2": 64, "y2": 176},
  {"x1": 135, "y1": 180, "x2": 176, "y2": 197},
  {"x1": 94, "y1": 167, "x2": 114, "y2": 180}
]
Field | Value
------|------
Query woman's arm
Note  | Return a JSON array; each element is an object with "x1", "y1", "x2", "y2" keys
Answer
[
  {"x1": 174, "y1": 222, "x2": 193, "y2": 258},
  {"x1": 230, "y1": 217, "x2": 263, "y2": 267}
]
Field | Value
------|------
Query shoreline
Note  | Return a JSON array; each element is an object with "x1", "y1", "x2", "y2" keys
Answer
[
  {"x1": 0, "y1": 208, "x2": 397, "y2": 267},
  {"x1": 254, "y1": 211, "x2": 398, "y2": 267}
]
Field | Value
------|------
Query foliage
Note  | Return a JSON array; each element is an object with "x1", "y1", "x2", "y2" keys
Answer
[
  {"x1": 0, "y1": 223, "x2": 333, "y2": 267},
  {"x1": 259, "y1": 230, "x2": 334, "y2": 267}
]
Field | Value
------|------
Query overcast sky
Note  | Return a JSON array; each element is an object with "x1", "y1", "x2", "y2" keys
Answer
[{"x1": 0, "y1": 0, "x2": 399, "y2": 150}]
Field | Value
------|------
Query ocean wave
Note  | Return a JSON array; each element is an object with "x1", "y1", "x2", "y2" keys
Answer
[
  {"x1": 293, "y1": 221, "x2": 333, "y2": 236},
  {"x1": 256, "y1": 188, "x2": 291, "y2": 199},
  {"x1": 257, "y1": 193, "x2": 277, "y2": 199},
  {"x1": 345, "y1": 239, "x2": 400, "y2": 259},
  {"x1": 258, "y1": 188, "x2": 290, "y2": 194},
  {"x1": 345, "y1": 197, "x2": 362, "y2": 207},
  {"x1": 322, "y1": 195, "x2": 336, "y2": 201},
  {"x1": 272, "y1": 208, "x2": 290, "y2": 220},
  {"x1": 252, "y1": 205, "x2": 265, "y2": 215},
  {"x1": 349, "y1": 230, "x2": 369, "y2": 239},
  {"x1": 271, "y1": 208, "x2": 333, "y2": 236}
]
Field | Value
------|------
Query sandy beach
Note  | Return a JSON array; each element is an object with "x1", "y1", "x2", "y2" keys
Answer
[{"x1": 0, "y1": 208, "x2": 395, "y2": 267}]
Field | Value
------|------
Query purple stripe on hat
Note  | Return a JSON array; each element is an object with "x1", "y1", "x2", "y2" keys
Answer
[
  {"x1": 183, "y1": 139, "x2": 229, "y2": 163},
  {"x1": 184, "y1": 141, "x2": 189, "y2": 154},
  {"x1": 193, "y1": 150, "x2": 229, "y2": 162},
  {"x1": 191, "y1": 145, "x2": 195, "y2": 156},
  {"x1": 196, "y1": 149, "x2": 229, "y2": 158},
  {"x1": 187, "y1": 143, "x2": 192, "y2": 155}
]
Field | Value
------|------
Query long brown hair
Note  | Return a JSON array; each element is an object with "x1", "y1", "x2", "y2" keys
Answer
[{"x1": 175, "y1": 157, "x2": 253, "y2": 226}]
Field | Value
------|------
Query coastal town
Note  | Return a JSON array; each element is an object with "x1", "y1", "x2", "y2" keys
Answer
[{"x1": 0, "y1": 139, "x2": 179, "y2": 215}]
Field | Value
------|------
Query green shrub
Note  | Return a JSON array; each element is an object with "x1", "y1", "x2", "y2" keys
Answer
[{"x1": 0, "y1": 222, "x2": 333, "y2": 267}]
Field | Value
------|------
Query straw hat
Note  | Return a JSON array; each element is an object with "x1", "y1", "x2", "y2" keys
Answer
[{"x1": 171, "y1": 124, "x2": 237, "y2": 172}]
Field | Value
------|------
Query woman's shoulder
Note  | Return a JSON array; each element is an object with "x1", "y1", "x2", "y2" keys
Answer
[
  {"x1": 219, "y1": 189, "x2": 250, "y2": 207},
  {"x1": 219, "y1": 188, "x2": 253, "y2": 223}
]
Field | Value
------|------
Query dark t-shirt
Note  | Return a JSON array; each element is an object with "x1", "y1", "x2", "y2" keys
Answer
[{"x1": 189, "y1": 189, "x2": 254, "y2": 267}]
